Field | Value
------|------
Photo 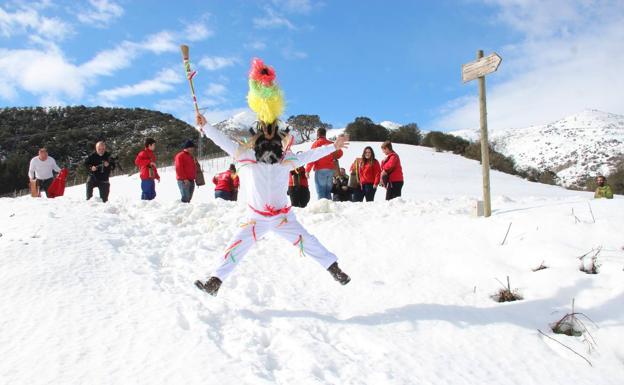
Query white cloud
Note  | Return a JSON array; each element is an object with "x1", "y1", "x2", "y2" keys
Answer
[
  {"x1": 199, "y1": 56, "x2": 238, "y2": 71},
  {"x1": 253, "y1": 8, "x2": 296, "y2": 29},
  {"x1": 142, "y1": 31, "x2": 178, "y2": 54},
  {"x1": 282, "y1": 47, "x2": 308, "y2": 60},
  {"x1": 206, "y1": 83, "x2": 227, "y2": 95},
  {"x1": 245, "y1": 40, "x2": 267, "y2": 51},
  {"x1": 97, "y1": 68, "x2": 183, "y2": 101},
  {"x1": 0, "y1": 47, "x2": 84, "y2": 101},
  {"x1": 272, "y1": 0, "x2": 315, "y2": 14},
  {"x1": 0, "y1": 11, "x2": 215, "y2": 105},
  {"x1": 432, "y1": 1, "x2": 624, "y2": 131},
  {"x1": 76, "y1": 0, "x2": 124, "y2": 27},
  {"x1": 184, "y1": 21, "x2": 214, "y2": 42},
  {"x1": 0, "y1": 3, "x2": 72, "y2": 41},
  {"x1": 80, "y1": 41, "x2": 136, "y2": 77}
]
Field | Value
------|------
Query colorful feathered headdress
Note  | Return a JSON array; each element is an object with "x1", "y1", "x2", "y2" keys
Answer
[{"x1": 247, "y1": 58, "x2": 284, "y2": 125}]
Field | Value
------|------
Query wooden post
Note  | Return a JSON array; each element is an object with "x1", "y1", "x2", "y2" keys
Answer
[{"x1": 477, "y1": 50, "x2": 492, "y2": 217}]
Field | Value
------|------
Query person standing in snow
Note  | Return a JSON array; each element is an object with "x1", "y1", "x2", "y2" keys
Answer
[
  {"x1": 305, "y1": 127, "x2": 343, "y2": 200},
  {"x1": 174, "y1": 139, "x2": 197, "y2": 203},
  {"x1": 594, "y1": 175, "x2": 614, "y2": 199},
  {"x1": 134, "y1": 138, "x2": 160, "y2": 200},
  {"x1": 288, "y1": 166, "x2": 310, "y2": 208},
  {"x1": 380, "y1": 141, "x2": 404, "y2": 200},
  {"x1": 84, "y1": 141, "x2": 115, "y2": 203},
  {"x1": 350, "y1": 146, "x2": 381, "y2": 202},
  {"x1": 331, "y1": 168, "x2": 351, "y2": 202},
  {"x1": 193, "y1": 58, "x2": 351, "y2": 296},
  {"x1": 213, "y1": 164, "x2": 239, "y2": 201},
  {"x1": 28, "y1": 147, "x2": 61, "y2": 197}
]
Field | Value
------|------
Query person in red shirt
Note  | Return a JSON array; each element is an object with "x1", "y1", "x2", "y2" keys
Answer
[
  {"x1": 305, "y1": 127, "x2": 343, "y2": 200},
  {"x1": 174, "y1": 139, "x2": 197, "y2": 203},
  {"x1": 213, "y1": 164, "x2": 239, "y2": 201},
  {"x1": 380, "y1": 140, "x2": 404, "y2": 200},
  {"x1": 288, "y1": 165, "x2": 310, "y2": 208},
  {"x1": 134, "y1": 138, "x2": 160, "y2": 200},
  {"x1": 350, "y1": 146, "x2": 381, "y2": 202}
]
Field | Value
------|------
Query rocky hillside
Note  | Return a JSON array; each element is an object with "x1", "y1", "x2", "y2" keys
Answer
[
  {"x1": 0, "y1": 106, "x2": 220, "y2": 195},
  {"x1": 451, "y1": 110, "x2": 624, "y2": 187}
]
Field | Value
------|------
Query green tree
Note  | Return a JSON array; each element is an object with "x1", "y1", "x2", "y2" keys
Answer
[
  {"x1": 344, "y1": 117, "x2": 389, "y2": 142},
  {"x1": 286, "y1": 114, "x2": 332, "y2": 142},
  {"x1": 390, "y1": 123, "x2": 421, "y2": 145}
]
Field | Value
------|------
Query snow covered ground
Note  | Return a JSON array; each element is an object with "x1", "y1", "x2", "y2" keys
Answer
[{"x1": 1, "y1": 142, "x2": 623, "y2": 385}]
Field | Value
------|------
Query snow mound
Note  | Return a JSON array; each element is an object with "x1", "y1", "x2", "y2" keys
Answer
[{"x1": 1, "y1": 142, "x2": 623, "y2": 385}]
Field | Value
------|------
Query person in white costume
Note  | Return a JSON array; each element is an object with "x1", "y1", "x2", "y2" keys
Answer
[{"x1": 193, "y1": 114, "x2": 351, "y2": 296}]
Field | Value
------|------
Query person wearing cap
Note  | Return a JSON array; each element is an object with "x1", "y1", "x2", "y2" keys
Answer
[
  {"x1": 174, "y1": 139, "x2": 197, "y2": 203},
  {"x1": 28, "y1": 147, "x2": 61, "y2": 197},
  {"x1": 594, "y1": 175, "x2": 614, "y2": 199}
]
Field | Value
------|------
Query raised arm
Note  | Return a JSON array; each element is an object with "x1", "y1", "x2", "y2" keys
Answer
[
  {"x1": 292, "y1": 134, "x2": 349, "y2": 167},
  {"x1": 196, "y1": 114, "x2": 241, "y2": 157}
]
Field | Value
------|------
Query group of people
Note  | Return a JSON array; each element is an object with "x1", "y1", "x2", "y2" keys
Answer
[{"x1": 287, "y1": 127, "x2": 405, "y2": 208}]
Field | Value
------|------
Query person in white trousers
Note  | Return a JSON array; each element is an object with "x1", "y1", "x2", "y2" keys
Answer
[{"x1": 194, "y1": 113, "x2": 351, "y2": 296}]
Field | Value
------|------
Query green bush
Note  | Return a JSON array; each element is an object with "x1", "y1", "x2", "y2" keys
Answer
[
  {"x1": 390, "y1": 123, "x2": 422, "y2": 145},
  {"x1": 344, "y1": 117, "x2": 389, "y2": 142}
]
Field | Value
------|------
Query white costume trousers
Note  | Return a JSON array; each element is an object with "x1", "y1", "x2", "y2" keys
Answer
[{"x1": 212, "y1": 212, "x2": 337, "y2": 280}]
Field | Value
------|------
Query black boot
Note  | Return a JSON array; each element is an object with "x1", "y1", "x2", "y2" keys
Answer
[
  {"x1": 195, "y1": 277, "x2": 222, "y2": 296},
  {"x1": 327, "y1": 262, "x2": 351, "y2": 285}
]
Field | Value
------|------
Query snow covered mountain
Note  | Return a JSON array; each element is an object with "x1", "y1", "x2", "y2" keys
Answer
[
  {"x1": 1, "y1": 142, "x2": 623, "y2": 385},
  {"x1": 379, "y1": 120, "x2": 402, "y2": 130},
  {"x1": 451, "y1": 110, "x2": 624, "y2": 187}
]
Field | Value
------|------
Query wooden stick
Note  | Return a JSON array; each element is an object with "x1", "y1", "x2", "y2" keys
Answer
[
  {"x1": 501, "y1": 222, "x2": 512, "y2": 245},
  {"x1": 537, "y1": 329, "x2": 592, "y2": 367},
  {"x1": 588, "y1": 202, "x2": 595, "y2": 223}
]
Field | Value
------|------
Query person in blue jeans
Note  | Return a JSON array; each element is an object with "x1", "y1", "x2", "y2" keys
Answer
[
  {"x1": 134, "y1": 138, "x2": 160, "y2": 200},
  {"x1": 305, "y1": 127, "x2": 343, "y2": 200}
]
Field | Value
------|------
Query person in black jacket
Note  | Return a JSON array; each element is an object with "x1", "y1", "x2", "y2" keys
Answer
[
  {"x1": 84, "y1": 141, "x2": 115, "y2": 202},
  {"x1": 331, "y1": 168, "x2": 351, "y2": 202}
]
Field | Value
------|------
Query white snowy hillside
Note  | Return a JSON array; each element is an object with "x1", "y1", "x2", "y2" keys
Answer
[
  {"x1": 451, "y1": 110, "x2": 624, "y2": 187},
  {"x1": 1, "y1": 142, "x2": 623, "y2": 385},
  {"x1": 379, "y1": 120, "x2": 402, "y2": 130}
]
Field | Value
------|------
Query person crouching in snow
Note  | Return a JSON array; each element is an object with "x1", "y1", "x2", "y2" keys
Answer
[
  {"x1": 213, "y1": 163, "x2": 239, "y2": 201},
  {"x1": 193, "y1": 58, "x2": 351, "y2": 296}
]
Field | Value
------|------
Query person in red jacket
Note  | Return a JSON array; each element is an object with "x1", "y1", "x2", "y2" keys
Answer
[
  {"x1": 213, "y1": 164, "x2": 239, "y2": 201},
  {"x1": 174, "y1": 139, "x2": 197, "y2": 203},
  {"x1": 350, "y1": 146, "x2": 381, "y2": 202},
  {"x1": 305, "y1": 127, "x2": 343, "y2": 200},
  {"x1": 288, "y1": 165, "x2": 310, "y2": 208},
  {"x1": 380, "y1": 140, "x2": 404, "y2": 200},
  {"x1": 134, "y1": 138, "x2": 160, "y2": 200}
]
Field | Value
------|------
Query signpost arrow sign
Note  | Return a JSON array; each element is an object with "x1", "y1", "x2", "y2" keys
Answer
[
  {"x1": 461, "y1": 52, "x2": 502, "y2": 83},
  {"x1": 462, "y1": 50, "x2": 502, "y2": 218}
]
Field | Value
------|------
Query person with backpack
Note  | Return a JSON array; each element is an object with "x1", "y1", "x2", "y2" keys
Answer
[
  {"x1": 305, "y1": 127, "x2": 343, "y2": 200},
  {"x1": 331, "y1": 167, "x2": 351, "y2": 202},
  {"x1": 380, "y1": 141, "x2": 404, "y2": 200},
  {"x1": 213, "y1": 164, "x2": 239, "y2": 201},
  {"x1": 84, "y1": 141, "x2": 115, "y2": 203},
  {"x1": 134, "y1": 138, "x2": 160, "y2": 200},
  {"x1": 174, "y1": 139, "x2": 197, "y2": 203},
  {"x1": 350, "y1": 146, "x2": 381, "y2": 202},
  {"x1": 288, "y1": 166, "x2": 310, "y2": 208}
]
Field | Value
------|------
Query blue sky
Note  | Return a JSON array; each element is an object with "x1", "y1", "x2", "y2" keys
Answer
[{"x1": 1, "y1": 0, "x2": 623, "y2": 131}]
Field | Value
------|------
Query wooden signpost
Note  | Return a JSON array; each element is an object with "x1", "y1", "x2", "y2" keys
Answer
[{"x1": 462, "y1": 50, "x2": 501, "y2": 218}]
